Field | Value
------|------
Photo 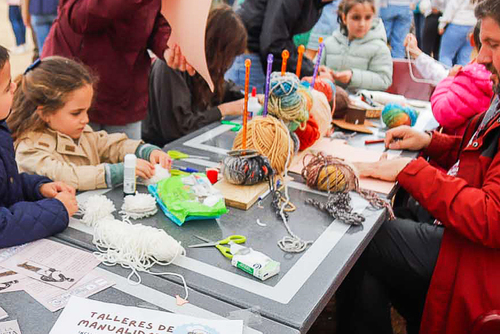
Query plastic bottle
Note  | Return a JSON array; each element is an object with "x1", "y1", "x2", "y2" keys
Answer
[
  {"x1": 123, "y1": 154, "x2": 137, "y2": 196},
  {"x1": 247, "y1": 87, "x2": 261, "y2": 120}
]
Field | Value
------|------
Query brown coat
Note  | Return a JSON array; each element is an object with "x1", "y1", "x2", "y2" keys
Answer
[{"x1": 15, "y1": 126, "x2": 141, "y2": 190}]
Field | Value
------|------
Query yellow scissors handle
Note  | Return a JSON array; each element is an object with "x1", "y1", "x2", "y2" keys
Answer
[
  {"x1": 218, "y1": 235, "x2": 246, "y2": 245},
  {"x1": 215, "y1": 244, "x2": 234, "y2": 259}
]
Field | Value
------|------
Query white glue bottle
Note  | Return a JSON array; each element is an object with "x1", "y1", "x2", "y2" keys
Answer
[
  {"x1": 247, "y1": 87, "x2": 261, "y2": 120},
  {"x1": 123, "y1": 154, "x2": 137, "y2": 196}
]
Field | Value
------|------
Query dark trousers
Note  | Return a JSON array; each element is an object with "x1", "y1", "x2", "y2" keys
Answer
[
  {"x1": 422, "y1": 13, "x2": 442, "y2": 60},
  {"x1": 337, "y1": 201, "x2": 444, "y2": 334}
]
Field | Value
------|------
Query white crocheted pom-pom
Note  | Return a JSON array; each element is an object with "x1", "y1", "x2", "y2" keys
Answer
[{"x1": 79, "y1": 195, "x2": 116, "y2": 227}]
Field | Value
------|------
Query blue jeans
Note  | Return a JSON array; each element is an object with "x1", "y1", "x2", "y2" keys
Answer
[
  {"x1": 308, "y1": 0, "x2": 340, "y2": 50},
  {"x1": 439, "y1": 23, "x2": 473, "y2": 67},
  {"x1": 380, "y1": 5, "x2": 413, "y2": 59},
  {"x1": 413, "y1": 12, "x2": 425, "y2": 49},
  {"x1": 89, "y1": 121, "x2": 142, "y2": 140},
  {"x1": 224, "y1": 53, "x2": 266, "y2": 94},
  {"x1": 8, "y1": 6, "x2": 26, "y2": 46},
  {"x1": 31, "y1": 14, "x2": 57, "y2": 53}
]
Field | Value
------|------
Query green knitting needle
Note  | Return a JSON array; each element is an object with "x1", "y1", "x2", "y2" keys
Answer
[{"x1": 167, "y1": 150, "x2": 210, "y2": 160}]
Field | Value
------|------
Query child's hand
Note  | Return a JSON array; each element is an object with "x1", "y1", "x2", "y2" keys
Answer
[
  {"x1": 319, "y1": 66, "x2": 335, "y2": 82},
  {"x1": 149, "y1": 150, "x2": 172, "y2": 170},
  {"x1": 136, "y1": 159, "x2": 155, "y2": 179},
  {"x1": 40, "y1": 182, "x2": 76, "y2": 198},
  {"x1": 55, "y1": 191, "x2": 78, "y2": 216},
  {"x1": 218, "y1": 99, "x2": 245, "y2": 117},
  {"x1": 448, "y1": 65, "x2": 463, "y2": 77},
  {"x1": 332, "y1": 70, "x2": 353, "y2": 84},
  {"x1": 164, "y1": 44, "x2": 196, "y2": 76},
  {"x1": 404, "y1": 33, "x2": 422, "y2": 59}
]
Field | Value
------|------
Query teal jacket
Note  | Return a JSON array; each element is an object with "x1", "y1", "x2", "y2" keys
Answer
[{"x1": 319, "y1": 18, "x2": 393, "y2": 91}]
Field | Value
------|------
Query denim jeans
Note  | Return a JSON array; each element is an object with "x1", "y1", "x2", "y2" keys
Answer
[
  {"x1": 307, "y1": 0, "x2": 340, "y2": 50},
  {"x1": 89, "y1": 121, "x2": 142, "y2": 140},
  {"x1": 8, "y1": 5, "x2": 26, "y2": 46},
  {"x1": 439, "y1": 23, "x2": 473, "y2": 67},
  {"x1": 31, "y1": 14, "x2": 57, "y2": 53},
  {"x1": 379, "y1": 5, "x2": 413, "y2": 59},
  {"x1": 413, "y1": 12, "x2": 425, "y2": 49},
  {"x1": 224, "y1": 53, "x2": 266, "y2": 94}
]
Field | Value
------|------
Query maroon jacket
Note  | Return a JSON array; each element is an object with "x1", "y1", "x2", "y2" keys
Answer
[
  {"x1": 42, "y1": 0, "x2": 171, "y2": 126},
  {"x1": 397, "y1": 99, "x2": 500, "y2": 334}
]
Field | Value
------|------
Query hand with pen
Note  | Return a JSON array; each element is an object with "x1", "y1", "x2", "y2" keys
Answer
[{"x1": 353, "y1": 126, "x2": 432, "y2": 181}]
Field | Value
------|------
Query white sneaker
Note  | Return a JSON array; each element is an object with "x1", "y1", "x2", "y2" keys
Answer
[{"x1": 11, "y1": 44, "x2": 27, "y2": 55}]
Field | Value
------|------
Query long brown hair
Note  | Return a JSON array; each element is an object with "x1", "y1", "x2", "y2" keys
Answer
[
  {"x1": 192, "y1": 4, "x2": 247, "y2": 109},
  {"x1": 8, "y1": 56, "x2": 96, "y2": 141},
  {"x1": 337, "y1": 0, "x2": 376, "y2": 35}
]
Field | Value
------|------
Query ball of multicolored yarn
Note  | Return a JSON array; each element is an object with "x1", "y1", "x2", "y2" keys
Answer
[
  {"x1": 381, "y1": 103, "x2": 419, "y2": 129},
  {"x1": 301, "y1": 77, "x2": 335, "y2": 103}
]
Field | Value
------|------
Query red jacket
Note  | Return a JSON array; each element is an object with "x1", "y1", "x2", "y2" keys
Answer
[
  {"x1": 42, "y1": 0, "x2": 171, "y2": 126},
  {"x1": 397, "y1": 101, "x2": 500, "y2": 334}
]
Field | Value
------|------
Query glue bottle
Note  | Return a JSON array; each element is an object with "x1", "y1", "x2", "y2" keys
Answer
[
  {"x1": 247, "y1": 87, "x2": 261, "y2": 120},
  {"x1": 230, "y1": 242, "x2": 280, "y2": 281},
  {"x1": 123, "y1": 154, "x2": 137, "y2": 196}
]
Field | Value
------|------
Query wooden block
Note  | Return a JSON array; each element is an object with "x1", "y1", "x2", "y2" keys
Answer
[{"x1": 214, "y1": 178, "x2": 269, "y2": 210}]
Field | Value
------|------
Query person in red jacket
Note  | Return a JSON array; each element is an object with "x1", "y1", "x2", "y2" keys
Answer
[
  {"x1": 42, "y1": 0, "x2": 192, "y2": 140},
  {"x1": 335, "y1": 1, "x2": 500, "y2": 333}
]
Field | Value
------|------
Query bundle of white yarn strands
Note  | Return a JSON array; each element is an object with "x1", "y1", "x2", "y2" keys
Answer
[
  {"x1": 78, "y1": 195, "x2": 188, "y2": 303},
  {"x1": 120, "y1": 193, "x2": 158, "y2": 219}
]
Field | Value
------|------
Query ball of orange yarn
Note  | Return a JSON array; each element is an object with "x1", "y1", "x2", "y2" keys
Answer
[
  {"x1": 302, "y1": 77, "x2": 334, "y2": 102},
  {"x1": 232, "y1": 116, "x2": 292, "y2": 174},
  {"x1": 295, "y1": 114, "x2": 321, "y2": 151}
]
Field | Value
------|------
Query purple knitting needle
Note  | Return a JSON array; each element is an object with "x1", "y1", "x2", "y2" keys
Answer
[
  {"x1": 311, "y1": 39, "x2": 325, "y2": 89},
  {"x1": 263, "y1": 54, "x2": 273, "y2": 117}
]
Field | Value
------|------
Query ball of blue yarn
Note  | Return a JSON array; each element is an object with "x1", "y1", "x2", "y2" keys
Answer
[{"x1": 382, "y1": 103, "x2": 419, "y2": 127}]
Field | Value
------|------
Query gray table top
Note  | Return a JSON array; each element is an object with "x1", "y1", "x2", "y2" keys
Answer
[
  {"x1": 52, "y1": 105, "x2": 438, "y2": 333},
  {"x1": 0, "y1": 239, "x2": 299, "y2": 334}
]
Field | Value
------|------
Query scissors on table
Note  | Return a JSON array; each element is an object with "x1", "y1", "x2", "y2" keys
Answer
[{"x1": 188, "y1": 235, "x2": 246, "y2": 259}]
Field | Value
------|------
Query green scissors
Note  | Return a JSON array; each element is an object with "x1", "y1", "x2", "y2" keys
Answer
[
  {"x1": 188, "y1": 235, "x2": 247, "y2": 259},
  {"x1": 221, "y1": 120, "x2": 242, "y2": 132}
]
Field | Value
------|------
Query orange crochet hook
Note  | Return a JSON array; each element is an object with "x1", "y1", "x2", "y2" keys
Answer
[
  {"x1": 296, "y1": 45, "x2": 305, "y2": 77},
  {"x1": 281, "y1": 50, "x2": 289, "y2": 76},
  {"x1": 242, "y1": 58, "x2": 251, "y2": 150}
]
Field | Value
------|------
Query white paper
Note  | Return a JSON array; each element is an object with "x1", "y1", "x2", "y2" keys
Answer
[
  {"x1": 0, "y1": 239, "x2": 100, "y2": 290},
  {"x1": 0, "y1": 320, "x2": 21, "y2": 334},
  {"x1": 50, "y1": 296, "x2": 243, "y2": 334},
  {"x1": 0, "y1": 267, "x2": 27, "y2": 294},
  {"x1": 0, "y1": 308, "x2": 7, "y2": 321},
  {"x1": 24, "y1": 271, "x2": 115, "y2": 312}
]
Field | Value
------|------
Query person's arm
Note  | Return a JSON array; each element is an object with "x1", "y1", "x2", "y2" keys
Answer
[
  {"x1": 259, "y1": 0, "x2": 316, "y2": 76},
  {"x1": 66, "y1": 0, "x2": 154, "y2": 33},
  {"x1": 15, "y1": 141, "x2": 109, "y2": 191},
  {"x1": 93, "y1": 130, "x2": 142, "y2": 164},
  {"x1": 438, "y1": 0, "x2": 461, "y2": 32},
  {"x1": 147, "y1": 11, "x2": 172, "y2": 60},
  {"x1": 18, "y1": 173, "x2": 52, "y2": 202},
  {"x1": 414, "y1": 53, "x2": 449, "y2": 83},
  {"x1": 398, "y1": 154, "x2": 500, "y2": 248},
  {"x1": 349, "y1": 43, "x2": 393, "y2": 91}
]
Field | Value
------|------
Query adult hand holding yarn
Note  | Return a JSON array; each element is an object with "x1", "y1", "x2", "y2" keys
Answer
[
  {"x1": 385, "y1": 125, "x2": 432, "y2": 151},
  {"x1": 353, "y1": 157, "x2": 414, "y2": 182}
]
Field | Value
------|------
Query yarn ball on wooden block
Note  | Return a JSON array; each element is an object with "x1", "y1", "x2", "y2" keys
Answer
[
  {"x1": 382, "y1": 103, "x2": 419, "y2": 128},
  {"x1": 233, "y1": 116, "x2": 292, "y2": 174}
]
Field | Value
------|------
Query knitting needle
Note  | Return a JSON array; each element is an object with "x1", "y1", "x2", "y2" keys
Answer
[
  {"x1": 281, "y1": 50, "x2": 289, "y2": 76},
  {"x1": 263, "y1": 54, "x2": 273, "y2": 117},
  {"x1": 311, "y1": 37, "x2": 324, "y2": 88},
  {"x1": 242, "y1": 59, "x2": 251, "y2": 150},
  {"x1": 296, "y1": 45, "x2": 305, "y2": 77}
]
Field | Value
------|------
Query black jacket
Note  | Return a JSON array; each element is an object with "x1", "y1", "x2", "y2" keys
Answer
[
  {"x1": 238, "y1": 0, "x2": 328, "y2": 77},
  {"x1": 142, "y1": 60, "x2": 244, "y2": 148}
]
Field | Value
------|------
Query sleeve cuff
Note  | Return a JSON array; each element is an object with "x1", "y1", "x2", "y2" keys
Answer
[{"x1": 136, "y1": 144, "x2": 162, "y2": 160}]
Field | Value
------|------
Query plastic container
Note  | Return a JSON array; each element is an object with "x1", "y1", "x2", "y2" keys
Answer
[
  {"x1": 247, "y1": 87, "x2": 261, "y2": 119},
  {"x1": 230, "y1": 243, "x2": 280, "y2": 281},
  {"x1": 123, "y1": 154, "x2": 137, "y2": 196}
]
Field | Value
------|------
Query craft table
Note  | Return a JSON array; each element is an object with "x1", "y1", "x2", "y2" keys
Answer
[
  {"x1": 0, "y1": 239, "x2": 299, "y2": 334},
  {"x1": 51, "y1": 100, "x2": 438, "y2": 333}
]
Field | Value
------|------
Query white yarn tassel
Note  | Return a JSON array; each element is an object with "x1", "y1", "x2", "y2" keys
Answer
[
  {"x1": 120, "y1": 193, "x2": 158, "y2": 219},
  {"x1": 143, "y1": 164, "x2": 171, "y2": 185},
  {"x1": 78, "y1": 195, "x2": 116, "y2": 227}
]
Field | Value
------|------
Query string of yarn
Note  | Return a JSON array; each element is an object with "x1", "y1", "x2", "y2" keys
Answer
[
  {"x1": 221, "y1": 153, "x2": 274, "y2": 185},
  {"x1": 301, "y1": 152, "x2": 395, "y2": 220},
  {"x1": 294, "y1": 113, "x2": 321, "y2": 151},
  {"x1": 309, "y1": 89, "x2": 333, "y2": 136},
  {"x1": 382, "y1": 103, "x2": 419, "y2": 129},
  {"x1": 233, "y1": 116, "x2": 291, "y2": 174},
  {"x1": 78, "y1": 195, "x2": 189, "y2": 301},
  {"x1": 267, "y1": 72, "x2": 309, "y2": 131}
]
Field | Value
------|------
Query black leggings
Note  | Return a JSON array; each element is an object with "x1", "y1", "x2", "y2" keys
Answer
[
  {"x1": 422, "y1": 13, "x2": 442, "y2": 60},
  {"x1": 336, "y1": 202, "x2": 444, "y2": 334}
]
